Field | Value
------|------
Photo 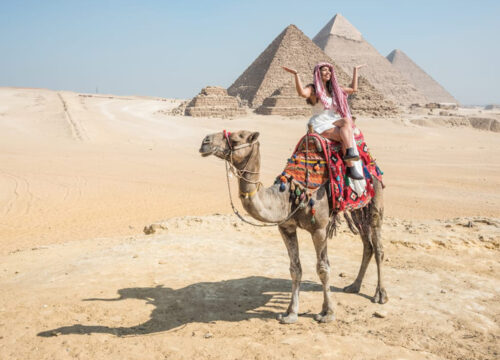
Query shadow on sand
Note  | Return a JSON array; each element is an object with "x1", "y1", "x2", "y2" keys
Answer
[{"x1": 37, "y1": 276, "x2": 371, "y2": 337}]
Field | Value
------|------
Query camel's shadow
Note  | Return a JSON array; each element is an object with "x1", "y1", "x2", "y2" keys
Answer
[{"x1": 38, "y1": 276, "x2": 343, "y2": 337}]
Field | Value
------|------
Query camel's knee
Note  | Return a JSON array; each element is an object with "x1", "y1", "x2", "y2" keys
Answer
[
  {"x1": 289, "y1": 263, "x2": 302, "y2": 280},
  {"x1": 316, "y1": 261, "x2": 330, "y2": 279},
  {"x1": 373, "y1": 243, "x2": 384, "y2": 261},
  {"x1": 371, "y1": 208, "x2": 383, "y2": 227},
  {"x1": 363, "y1": 243, "x2": 374, "y2": 257}
]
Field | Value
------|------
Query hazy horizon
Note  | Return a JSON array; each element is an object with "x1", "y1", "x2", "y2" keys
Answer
[{"x1": 1, "y1": 1, "x2": 498, "y2": 105}]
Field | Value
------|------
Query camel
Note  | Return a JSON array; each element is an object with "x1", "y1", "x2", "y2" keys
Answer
[{"x1": 199, "y1": 130, "x2": 387, "y2": 324}]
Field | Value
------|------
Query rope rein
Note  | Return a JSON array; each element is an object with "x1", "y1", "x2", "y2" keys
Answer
[{"x1": 223, "y1": 130, "x2": 315, "y2": 227}]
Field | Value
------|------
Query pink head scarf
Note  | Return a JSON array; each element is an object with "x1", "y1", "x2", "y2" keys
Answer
[{"x1": 313, "y1": 62, "x2": 351, "y2": 119}]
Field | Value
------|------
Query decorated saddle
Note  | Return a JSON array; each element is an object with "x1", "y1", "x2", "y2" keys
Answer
[{"x1": 277, "y1": 128, "x2": 383, "y2": 213}]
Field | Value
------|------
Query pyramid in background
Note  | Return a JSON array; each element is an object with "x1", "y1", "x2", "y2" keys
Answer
[
  {"x1": 313, "y1": 14, "x2": 428, "y2": 106},
  {"x1": 184, "y1": 86, "x2": 246, "y2": 118},
  {"x1": 228, "y1": 25, "x2": 336, "y2": 108},
  {"x1": 387, "y1": 49, "x2": 458, "y2": 104},
  {"x1": 228, "y1": 24, "x2": 397, "y2": 116}
]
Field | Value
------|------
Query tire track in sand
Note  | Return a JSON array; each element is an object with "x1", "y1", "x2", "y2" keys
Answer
[
  {"x1": 57, "y1": 93, "x2": 88, "y2": 141},
  {"x1": 0, "y1": 171, "x2": 34, "y2": 218}
]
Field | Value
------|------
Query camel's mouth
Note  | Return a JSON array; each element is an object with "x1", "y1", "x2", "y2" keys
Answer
[
  {"x1": 199, "y1": 145, "x2": 214, "y2": 157},
  {"x1": 200, "y1": 151, "x2": 212, "y2": 157}
]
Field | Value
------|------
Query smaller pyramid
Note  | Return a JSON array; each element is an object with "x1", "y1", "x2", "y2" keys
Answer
[
  {"x1": 184, "y1": 86, "x2": 246, "y2": 118},
  {"x1": 387, "y1": 49, "x2": 458, "y2": 104}
]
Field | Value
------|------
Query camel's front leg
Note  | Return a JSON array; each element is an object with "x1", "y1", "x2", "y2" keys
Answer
[
  {"x1": 277, "y1": 225, "x2": 301, "y2": 324},
  {"x1": 312, "y1": 229, "x2": 335, "y2": 323}
]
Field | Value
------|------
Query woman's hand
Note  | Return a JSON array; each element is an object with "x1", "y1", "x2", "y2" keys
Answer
[
  {"x1": 282, "y1": 66, "x2": 298, "y2": 75},
  {"x1": 354, "y1": 64, "x2": 366, "y2": 70}
]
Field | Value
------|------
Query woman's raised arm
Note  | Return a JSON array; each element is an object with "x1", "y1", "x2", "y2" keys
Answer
[
  {"x1": 342, "y1": 64, "x2": 366, "y2": 95},
  {"x1": 282, "y1": 66, "x2": 312, "y2": 98}
]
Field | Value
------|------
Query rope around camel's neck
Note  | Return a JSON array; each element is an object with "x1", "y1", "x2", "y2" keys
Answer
[{"x1": 235, "y1": 143, "x2": 261, "y2": 197}]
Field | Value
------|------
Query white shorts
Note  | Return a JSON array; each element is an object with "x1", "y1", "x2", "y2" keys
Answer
[{"x1": 307, "y1": 110, "x2": 342, "y2": 134}]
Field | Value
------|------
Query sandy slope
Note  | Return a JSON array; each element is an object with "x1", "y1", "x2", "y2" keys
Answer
[
  {"x1": 0, "y1": 87, "x2": 499, "y2": 359},
  {"x1": 0, "y1": 87, "x2": 499, "y2": 254},
  {"x1": 1, "y1": 216, "x2": 498, "y2": 359}
]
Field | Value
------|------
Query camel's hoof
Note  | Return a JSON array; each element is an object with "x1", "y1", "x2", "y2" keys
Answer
[
  {"x1": 277, "y1": 312, "x2": 298, "y2": 324},
  {"x1": 373, "y1": 287, "x2": 388, "y2": 304},
  {"x1": 314, "y1": 312, "x2": 335, "y2": 323},
  {"x1": 343, "y1": 282, "x2": 360, "y2": 294}
]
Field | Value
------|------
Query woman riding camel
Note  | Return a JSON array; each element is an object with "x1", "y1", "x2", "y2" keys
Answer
[{"x1": 283, "y1": 62, "x2": 366, "y2": 180}]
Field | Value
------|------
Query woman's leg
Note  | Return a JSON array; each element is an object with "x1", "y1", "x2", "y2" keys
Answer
[
  {"x1": 321, "y1": 119, "x2": 350, "y2": 147},
  {"x1": 320, "y1": 118, "x2": 358, "y2": 161},
  {"x1": 320, "y1": 120, "x2": 364, "y2": 180},
  {"x1": 332, "y1": 118, "x2": 354, "y2": 150}
]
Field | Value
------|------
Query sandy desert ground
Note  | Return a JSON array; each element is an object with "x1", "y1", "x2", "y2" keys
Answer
[{"x1": 0, "y1": 87, "x2": 499, "y2": 359}]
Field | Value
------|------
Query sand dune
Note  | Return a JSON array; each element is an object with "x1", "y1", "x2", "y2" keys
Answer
[{"x1": 0, "y1": 87, "x2": 499, "y2": 359}]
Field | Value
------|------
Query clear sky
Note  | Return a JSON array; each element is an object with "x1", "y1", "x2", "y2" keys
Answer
[{"x1": 0, "y1": 0, "x2": 498, "y2": 105}]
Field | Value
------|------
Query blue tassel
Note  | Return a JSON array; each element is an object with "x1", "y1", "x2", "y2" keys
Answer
[
  {"x1": 375, "y1": 165, "x2": 384, "y2": 175},
  {"x1": 279, "y1": 182, "x2": 286, "y2": 192},
  {"x1": 363, "y1": 165, "x2": 372, "y2": 179},
  {"x1": 309, "y1": 198, "x2": 315, "y2": 206}
]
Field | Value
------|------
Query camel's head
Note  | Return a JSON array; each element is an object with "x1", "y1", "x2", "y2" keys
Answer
[{"x1": 199, "y1": 130, "x2": 260, "y2": 165}]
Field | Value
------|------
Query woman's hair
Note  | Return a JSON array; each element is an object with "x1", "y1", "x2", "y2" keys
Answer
[
  {"x1": 313, "y1": 62, "x2": 351, "y2": 118},
  {"x1": 306, "y1": 84, "x2": 315, "y2": 105}
]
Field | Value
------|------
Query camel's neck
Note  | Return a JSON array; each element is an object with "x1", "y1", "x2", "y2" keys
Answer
[
  {"x1": 235, "y1": 144, "x2": 289, "y2": 223},
  {"x1": 236, "y1": 143, "x2": 261, "y2": 197}
]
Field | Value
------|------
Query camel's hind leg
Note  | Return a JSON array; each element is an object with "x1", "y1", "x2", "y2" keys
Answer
[
  {"x1": 343, "y1": 212, "x2": 373, "y2": 294},
  {"x1": 344, "y1": 178, "x2": 388, "y2": 304},
  {"x1": 277, "y1": 224, "x2": 301, "y2": 324},
  {"x1": 311, "y1": 228, "x2": 335, "y2": 323},
  {"x1": 370, "y1": 192, "x2": 388, "y2": 304}
]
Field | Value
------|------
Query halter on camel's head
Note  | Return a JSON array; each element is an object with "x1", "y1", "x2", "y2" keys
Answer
[{"x1": 199, "y1": 130, "x2": 260, "y2": 166}]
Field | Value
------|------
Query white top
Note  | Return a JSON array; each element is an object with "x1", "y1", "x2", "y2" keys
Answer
[{"x1": 308, "y1": 97, "x2": 342, "y2": 134}]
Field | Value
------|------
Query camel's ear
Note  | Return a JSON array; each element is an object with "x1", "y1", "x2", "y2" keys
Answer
[{"x1": 249, "y1": 131, "x2": 260, "y2": 143}]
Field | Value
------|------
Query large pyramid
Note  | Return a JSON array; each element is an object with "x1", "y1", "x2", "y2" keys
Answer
[
  {"x1": 313, "y1": 14, "x2": 428, "y2": 106},
  {"x1": 228, "y1": 24, "x2": 397, "y2": 116},
  {"x1": 387, "y1": 49, "x2": 458, "y2": 104}
]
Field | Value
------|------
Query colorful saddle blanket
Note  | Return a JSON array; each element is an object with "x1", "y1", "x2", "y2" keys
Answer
[{"x1": 279, "y1": 128, "x2": 383, "y2": 212}]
